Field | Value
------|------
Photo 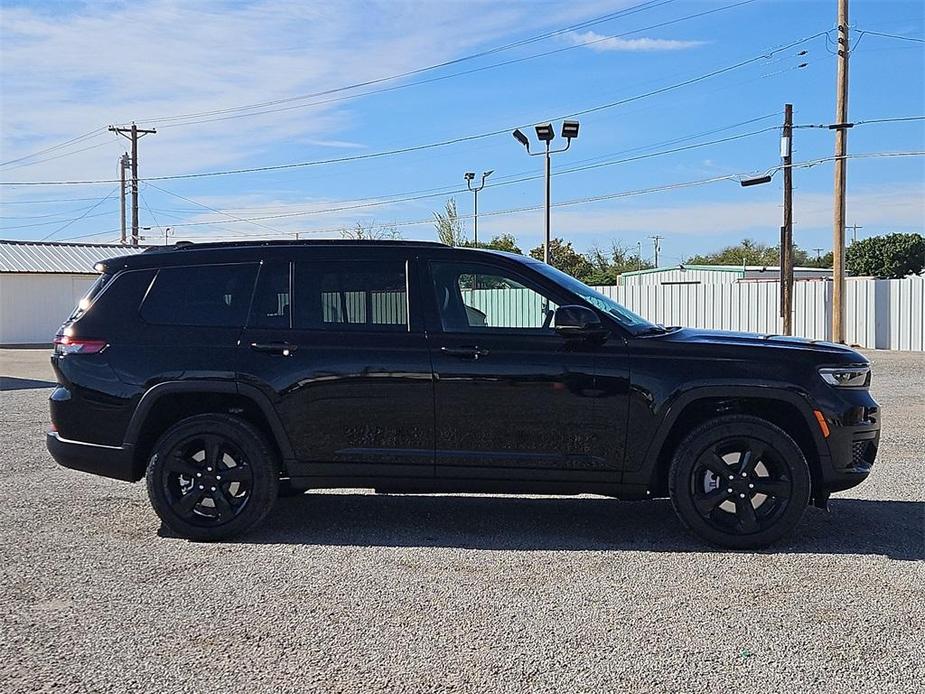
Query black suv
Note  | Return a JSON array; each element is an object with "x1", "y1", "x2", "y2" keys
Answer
[{"x1": 47, "y1": 240, "x2": 879, "y2": 548}]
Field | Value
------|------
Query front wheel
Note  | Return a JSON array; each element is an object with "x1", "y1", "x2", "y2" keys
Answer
[
  {"x1": 668, "y1": 415, "x2": 811, "y2": 549},
  {"x1": 145, "y1": 414, "x2": 279, "y2": 541}
]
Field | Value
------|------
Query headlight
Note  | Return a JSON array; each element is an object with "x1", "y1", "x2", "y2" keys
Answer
[{"x1": 818, "y1": 365, "x2": 870, "y2": 388}]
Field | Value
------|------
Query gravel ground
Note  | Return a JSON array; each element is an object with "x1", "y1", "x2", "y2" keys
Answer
[{"x1": 1, "y1": 350, "x2": 922, "y2": 693}]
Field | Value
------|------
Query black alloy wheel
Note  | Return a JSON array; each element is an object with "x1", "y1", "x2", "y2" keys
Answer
[
  {"x1": 669, "y1": 415, "x2": 811, "y2": 549},
  {"x1": 160, "y1": 434, "x2": 253, "y2": 525},
  {"x1": 146, "y1": 414, "x2": 278, "y2": 541}
]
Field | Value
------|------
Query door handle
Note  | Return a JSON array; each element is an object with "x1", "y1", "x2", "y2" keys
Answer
[
  {"x1": 440, "y1": 346, "x2": 489, "y2": 360},
  {"x1": 250, "y1": 342, "x2": 298, "y2": 356}
]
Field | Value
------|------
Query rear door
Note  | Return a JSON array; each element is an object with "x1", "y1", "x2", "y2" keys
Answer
[{"x1": 236, "y1": 249, "x2": 435, "y2": 480}]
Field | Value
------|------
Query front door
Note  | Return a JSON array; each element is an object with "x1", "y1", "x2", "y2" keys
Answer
[
  {"x1": 425, "y1": 259, "x2": 607, "y2": 481},
  {"x1": 237, "y1": 253, "x2": 434, "y2": 480}
]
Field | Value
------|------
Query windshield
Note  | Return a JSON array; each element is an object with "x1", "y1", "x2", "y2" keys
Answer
[{"x1": 529, "y1": 262, "x2": 659, "y2": 333}]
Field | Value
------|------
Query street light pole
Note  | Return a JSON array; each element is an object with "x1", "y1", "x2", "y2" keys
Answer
[
  {"x1": 465, "y1": 170, "x2": 493, "y2": 245},
  {"x1": 512, "y1": 120, "x2": 580, "y2": 266},
  {"x1": 544, "y1": 142, "x2": 551, "y2": 264}
]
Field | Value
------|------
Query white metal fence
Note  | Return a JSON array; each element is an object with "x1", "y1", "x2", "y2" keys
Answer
[
  {"x1": 463, "y1": 276, "x2": 924, "y2": 351},
  {"x1": 602, "y1": 277, "x2": 923, "y2": 350}
]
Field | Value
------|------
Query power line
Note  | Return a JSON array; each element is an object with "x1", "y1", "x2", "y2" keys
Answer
[
  {"x1": 794, "y1": 114, "x2": 925, "y2": 128},
  {"x1": 0, "y1": 208, "x2": 116, "y2": 231},
  {"x1": 1, "y1": 29, "x2": 828, "y2": 187},
  {"x1": 0, "y1": 128, "x2": 108, "y2": 168},
  {"x1": 0, "y1": 200, "x2": 116, "y2": 220},
  {"x1": 2, "y1": 113, "x2": 777, "y2": 214},
  {"x1": 0, "y1": 138, "x2": 118, "y2": 172},
  {"x1": 856, "y1": 29, "x2": 925, "y2": 44},
  {"x1": 0, "y1": 196, "x2": 113, "y2": 205},
  {"x1": 114, "y1": 126, "x2": 780, "y2": 229},
  {"x1": 132, "y1": 0, "x2": 680, "y2": 126},
  {"x1": 39, "y1": 187, "x2": 120, "y2": 241},
  {"x1": 56, "y1": 151, "x2": 925, "y2": 243},
  {"x1": 131, "y1": 198, "x2": 252, "y2": 239},
  {"x1": 143, "y1": 182, "x2": 289, "y2": 235},
  {"x1": 129, "y1": 113, "x2": 783, "y2": 217},
  {"x1": 149, "y1": 0, "x2": 757, "y2": 130}
]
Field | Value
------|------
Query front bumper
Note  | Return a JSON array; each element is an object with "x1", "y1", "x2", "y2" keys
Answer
[
  {"x1": 818, "y1": 400, "x2": 880, "y2": 493},
  {"x1": 47, "y1": 432, "x2": 138, "y2": 482}
]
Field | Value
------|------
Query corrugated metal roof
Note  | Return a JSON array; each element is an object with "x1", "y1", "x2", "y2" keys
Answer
[{"x1": 0, "y1": 240, "x2": 144, "y2": 274}]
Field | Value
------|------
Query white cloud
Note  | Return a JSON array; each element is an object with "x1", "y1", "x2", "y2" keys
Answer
[
  {"x1": 0, "y1": 0, "x2": 615, "y2": 186},
  {"x1": 567, "y1": 30, "x2": 706, "y2": 53}
]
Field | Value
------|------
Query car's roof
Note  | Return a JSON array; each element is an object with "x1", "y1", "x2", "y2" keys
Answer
[{"x1": 97, "y1": 239, "x2": 538, "y2": 273}]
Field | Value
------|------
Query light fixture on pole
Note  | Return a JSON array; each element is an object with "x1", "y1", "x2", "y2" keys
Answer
[
  {"x1": 512, "y1": 120, "x2": 580, "y2": 265},
  {"x1": 739, "y1": 174, "x2": 773, "y2": 187},
  {"x1": 465, "y1": 170, "x2": 493, "y2": 245}
]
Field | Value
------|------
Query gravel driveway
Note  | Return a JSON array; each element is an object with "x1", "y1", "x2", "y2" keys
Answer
[{"x1": 1, "y1": 349, "x2": 922, "y2": 693}]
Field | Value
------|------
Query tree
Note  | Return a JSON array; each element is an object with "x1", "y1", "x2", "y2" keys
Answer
[
  {"x1": 466, "y1": 233, "x2": 522, "y2": 254},
  {"x1": 846, "y1": 232, "x2": 925, "y2": 278},
  {"x1": 685, "y1": 238, "x2": 827, "y2": 268},
  {"x1": 803, "y1": 250, "x2": 833, "y2": 269},
  {"x1": 584, "y1": 243, "x2": 653, "y2": 285},
  {"x1": 433, "y1": 198, "x2": 466, "y2": 246},
  {"x1": 340, "y1": 220, "x2": 401, "y2": 240},
  {"x1": 529, "y1": 238, "x2": 592, "y2": 280},
  {"x1": 686, "y1": 239, "x2": 779, "y2": 266}
]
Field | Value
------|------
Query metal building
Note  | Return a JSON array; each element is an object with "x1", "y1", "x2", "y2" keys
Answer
[
  {"x1": 618, "y1": 264, "x2": 833, "y2": 287},
  {"x1": 0, "y1": 240, "x2": 143, "y2": 345}
]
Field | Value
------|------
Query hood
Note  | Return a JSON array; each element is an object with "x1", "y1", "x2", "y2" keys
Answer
[{"x1": 657, "y1": 327, "x2": 866, "y2": 361}]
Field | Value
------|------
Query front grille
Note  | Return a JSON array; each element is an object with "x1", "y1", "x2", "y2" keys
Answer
[{"x1": 851, "y1": 440, "x2": 876, "y2": 468}]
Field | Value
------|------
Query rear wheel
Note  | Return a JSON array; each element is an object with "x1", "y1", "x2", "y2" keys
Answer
[
  {"x1": 145, "y1": 414, "x2": 278, "y2": 541},
  {"x1": 668, "y1": 415, "x2": 811, "y2": 549}
]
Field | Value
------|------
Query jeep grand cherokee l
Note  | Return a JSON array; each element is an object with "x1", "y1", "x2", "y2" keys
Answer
[{"x1": 47, "y1": 240, "x2": 880, "y2": 548}]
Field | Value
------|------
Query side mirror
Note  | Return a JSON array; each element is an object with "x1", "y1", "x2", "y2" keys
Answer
[{"x1": 554, "y1": 305, "x2": 607, "y2": 339}]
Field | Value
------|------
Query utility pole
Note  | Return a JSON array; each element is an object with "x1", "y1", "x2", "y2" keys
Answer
[
  {"x1": 649, "y1": 235, "x2": 663, "y2": 266},
  {"x1": 109, "y1": 123, "x2": 156, "y2": 246},
  {"x1": 118, "y1": 152, "x2": 130, "y2": 245},
  {"x1": 781, "y1": 103, "x2": 794, "y2": 335},
  {"x1": 847, "y1": 223, "x2": 863, "y2": 244},
  {"x1": 831, "y1": 0, "x2": 851, "y2": 342},
  {"x1": 814, "y1": 248, "x2": 825, "y2": 260}
]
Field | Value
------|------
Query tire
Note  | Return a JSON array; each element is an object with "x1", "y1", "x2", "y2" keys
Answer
[
  {"x1": 668, "y1": 414, "x2": 811, "y2": 549},
  {"x1": 145, "y1": 414, "x2": 279, "y2": 541}
]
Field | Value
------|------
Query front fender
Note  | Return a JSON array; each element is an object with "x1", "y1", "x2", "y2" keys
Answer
[{"x1": 623, "y1": 380, "x2": 830, "y2": 491}]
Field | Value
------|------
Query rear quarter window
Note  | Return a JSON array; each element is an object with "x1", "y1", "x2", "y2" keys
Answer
[
  {"x1": 140, "y1": 263, "x2": 258, "y2": 328},
  {"x1": 69, "y1": 273, "x2": 112, "y2": 320}
]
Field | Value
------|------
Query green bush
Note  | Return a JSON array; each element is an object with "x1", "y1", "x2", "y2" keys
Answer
[{"x1": 846, "y1": 233, "x2": 925, "y2": 278}]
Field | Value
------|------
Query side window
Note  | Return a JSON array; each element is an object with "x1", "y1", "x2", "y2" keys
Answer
[
  {"x1": 293, "y1": 260, "x2": 408, "y2": 331},
  {"x1": 140, "y1": 263, "x2": 258, "y2": 328},
  {"x1": 249, "y1": 260, "x2": 291, "y2": 329},
  {"x1": 430, "y1": 262, "x2": 559, "y2": 332}
]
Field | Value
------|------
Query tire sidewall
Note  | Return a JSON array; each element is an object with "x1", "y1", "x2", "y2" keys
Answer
[
  {"x1": 145, "y1": 414, "x2": 279, "y2": 541},
  {"x1": 668, "y1": 415, "x2": 812, "y2": 549}
]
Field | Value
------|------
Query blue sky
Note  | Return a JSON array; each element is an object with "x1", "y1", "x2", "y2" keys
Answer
[{"x1": 1, "y1": 0, "x2": 923, "y2": 265}]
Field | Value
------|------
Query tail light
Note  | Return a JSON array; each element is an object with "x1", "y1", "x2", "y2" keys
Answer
[{"x1": 54, "y1": 334, "x2": 108, "y2": 356}]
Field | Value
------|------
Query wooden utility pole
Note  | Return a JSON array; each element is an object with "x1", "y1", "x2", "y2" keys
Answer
[
  {"x1": 118, "y1": 153, "x2": 130, "y2": 245},
  {"x1": 831, "y1": 0, "x2": 850, "y2": 342},
  {"x1": 781, "y1": 103, "x2": 794, "y2": 335},
  {"x1": 109, "y1": 123, "x2": 156, "y2": 246}
]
